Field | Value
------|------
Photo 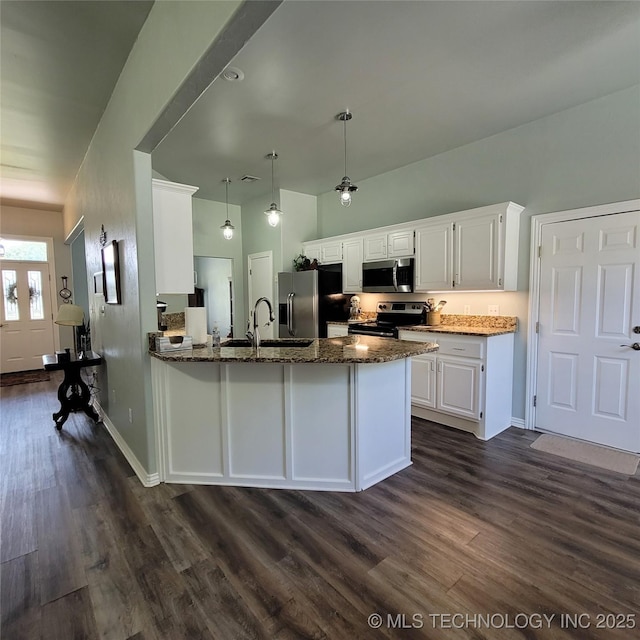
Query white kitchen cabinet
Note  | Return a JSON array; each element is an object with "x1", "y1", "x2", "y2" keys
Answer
[
  {"x1": 152, "y1": 178, "x2": 199, "y2": 294},
  {"x1": 327, "y1": 323, "x2": 349, "y2": 338},
  {"x1": 303, "y1": 242, "x2": 322, "y2": 263},
  {"x1": 342, "y1": 238, "x2": 363, "y2": 293},
  {"x1": 399, "y1": 330, "x2": 514, "y2": 440},
  {"x1": 410, "y1": 354, "x2": 437, "y2": 409},
  {"x1": 303, "y1": 240, "x2": 342, "y2": 264},
  {"x1": 322, "y1": 240, "x2": 343, "y2": 263},
  {"x1": 414, "y1": 202, "x2": 523, "y2": 292},
  {"x1": 454, "y1": 212, "x2": 501, "y2": 290},
  {"x1": 436, "y1": 356, "x2": 481, "y2": 420},
  {"x1": 363, "y1": 228, "x2": 414, "y2": 262},
  {"x1": 415, "y1": 220, "x2": 453, "y2": 290}
]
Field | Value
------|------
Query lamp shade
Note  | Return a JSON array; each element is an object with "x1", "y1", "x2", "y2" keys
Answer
[{"x1": 55, "y1": 304, "x2": 84, "y2": 326}]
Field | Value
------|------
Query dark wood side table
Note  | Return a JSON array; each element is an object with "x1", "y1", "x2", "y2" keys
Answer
[{"x1": 42, "y1": 351, "x2": 103, "y2": 430}]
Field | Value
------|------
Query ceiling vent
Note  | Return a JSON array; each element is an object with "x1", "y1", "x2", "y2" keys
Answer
[{"x1": 240, "y1": 175, "x2": 261, "y2": 183}]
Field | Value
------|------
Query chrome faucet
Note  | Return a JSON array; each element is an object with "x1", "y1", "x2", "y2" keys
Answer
[{"x1": 246, "y1": 297, "x2": 275, "y2": 348}]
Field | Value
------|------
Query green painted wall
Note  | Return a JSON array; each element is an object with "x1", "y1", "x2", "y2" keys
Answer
[
  {"x1": 317, "y1": 85, "x2": 640, "y2": 420},
  {"x1": 62, "y1": 1, "x2": 243, "y2": 473}
]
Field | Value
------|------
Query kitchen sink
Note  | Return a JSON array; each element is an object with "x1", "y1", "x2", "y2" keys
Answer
[{"x1": 221, "y1": 339, "x2": 313, "y2": 348}]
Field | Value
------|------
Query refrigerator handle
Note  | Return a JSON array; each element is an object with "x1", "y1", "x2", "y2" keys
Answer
[{"x1": 287, "y1": 293, "x2": 295, "y2": 336}]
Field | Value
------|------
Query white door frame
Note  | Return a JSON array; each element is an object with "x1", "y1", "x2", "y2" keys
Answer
[
  {"x1": 1, "y1": 233, "x2": 60, "y2": 352},
  {"x1": 525, "y1": 199, "x2": 640, "y2": 431},
  {"x1": 247, "y1": 250, "x2": 273, "y2": 333}
]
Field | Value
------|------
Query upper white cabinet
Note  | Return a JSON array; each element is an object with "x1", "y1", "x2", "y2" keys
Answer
[
  {"x1": 152, "y1": 178, "x2": 199, "y2": 294},
  {"x1": 415, "y1": 220, "x2": 453, "y2": 291},
  {"x1": 415, "y1": 202, "x2": 523, "y2": 292},
  {"x1": 301, "y1": 201, "x2": 522, "y2": 293},
  {"x1": 342, "y1": 238, "x2": 363, "y2": 293},
  {"x1": 363, "y1": 228, "x2": 414, "y2": 261},
  {"x1": 321, "y1": 240, "x2": 343, "y2": 264},
  {"x1": 303, "y1": 240, "x2": 342, "y2": 264}
]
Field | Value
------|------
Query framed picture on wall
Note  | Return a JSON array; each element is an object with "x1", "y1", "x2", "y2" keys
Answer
[{"x1": 101, "y1": 240, "x2": 121, "y2": 304}]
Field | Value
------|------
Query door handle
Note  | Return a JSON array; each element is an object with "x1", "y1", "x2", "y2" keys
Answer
[
  {"x1": 620, "y1": 343, "x2": 640, "y2": 350},
  {"x1": 392, "y1": 260, "x2": 399, "y2": 291},
  {"x1": 287, "y1": 293, "x2": 295, "y2": 336}
]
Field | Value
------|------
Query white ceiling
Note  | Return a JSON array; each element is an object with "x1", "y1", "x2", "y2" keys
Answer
[
  {"x1": 0, "y1": 0, "x2": 153, "y2": 209},
  {"x1": 153, "y1": 0, "x2": 640, "y2": 205},
  {"x1": 1, "y1": 1, "x2": 638, "y2": 211}
]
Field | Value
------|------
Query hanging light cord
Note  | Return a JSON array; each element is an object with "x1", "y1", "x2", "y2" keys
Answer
[
  {"x1": 271, "y1": 154, "x2": 276, "y2": 203},
  {"x1": 343, "y1": 116, "x2": 348, "y2": 176},
  {"x1": 225, "y1": 179, "x2": 229, "y2": 215}
]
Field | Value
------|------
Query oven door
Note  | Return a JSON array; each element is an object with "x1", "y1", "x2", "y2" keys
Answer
[{"x1": 362, "y1": 259, "x2": 414, "y2": 293}]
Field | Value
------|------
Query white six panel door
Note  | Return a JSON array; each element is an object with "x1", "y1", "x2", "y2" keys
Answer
[
  {"x1": 1, "y1": 261, "x2": 55, "y2": 373},
  {"x1": 536, "y1": 211, "x2": 640, "y2": 452}
]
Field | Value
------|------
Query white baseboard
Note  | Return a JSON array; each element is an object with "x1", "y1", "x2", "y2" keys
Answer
[
  {"x1": 95, "y1": 402, "x2": 160, "y2": 487},
  {"x1": 511, "y1": 417, "x2": 526, "y2": 429}
]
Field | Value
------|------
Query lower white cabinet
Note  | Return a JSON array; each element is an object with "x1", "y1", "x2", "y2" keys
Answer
[
  {"x1": 327, "y1": 323, "x2": 349, "y2": 337},
  {"x1": 399, "y1": 330, "x2": 514, "y2": 440},
  {"x1": 410, "y1": 354, "x2": 437, "y2": 409},
  {"x1": 437, "y1": 356, "x2": 481, "y2": 420}
]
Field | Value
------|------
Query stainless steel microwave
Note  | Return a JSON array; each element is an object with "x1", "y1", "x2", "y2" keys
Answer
[{"x1": 362, "y1": 258, "x2": 414, "y2": 293}]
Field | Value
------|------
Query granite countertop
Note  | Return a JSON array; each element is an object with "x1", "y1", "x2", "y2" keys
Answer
[
  {"x1": 400, "y1": 325, "x2": 515, "y2": 336},
  {"x1": 150, "y1": 335, "x2": 438, "y2": 364}
]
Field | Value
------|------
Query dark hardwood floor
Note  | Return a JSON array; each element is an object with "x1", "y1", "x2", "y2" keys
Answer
[{"x1": 1, "y1": 375, "x2": 639, "y2": 639}]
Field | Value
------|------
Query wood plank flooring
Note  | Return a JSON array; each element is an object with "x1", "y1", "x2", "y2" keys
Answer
[{"x1": 1, "y1": 375, "x2": 639, "y2": 639}]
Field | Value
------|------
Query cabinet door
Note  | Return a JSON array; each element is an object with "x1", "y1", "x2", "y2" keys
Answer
[
  {"x1": 411, "y1": 355, "x2": 437, "y2": 409},
  {"x1": 437, "y1": 356, "x2": 481, "y2": 420},
  {"x1": 152, "y1": 179, "x2": 198, "y2": 294},
  {"x1": 454, "y1": 213, "x2": 501, "y2": 290},
  {"x1": 388, "y1": 229, "x2": 414, "y2": 257},
  {"x1": 363, "y1": 233, "x2": 388, "y2": 261},
  {"x1": 303, "y1": 243, "x2": 322, "y2": 263},
  {"x1": 415, "y1": 222, "x2": 453, "y2": 291},
  {"x1": 321, "y1": 241, "x2": 343, "y2": 264},
  {"x1": 342, "y1": 238, "x2": 363, "y2": 293}
]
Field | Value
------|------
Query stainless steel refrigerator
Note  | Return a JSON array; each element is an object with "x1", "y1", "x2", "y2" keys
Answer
[{"x1": 278, "y1": 264, "x2": 349, "y2": 338}]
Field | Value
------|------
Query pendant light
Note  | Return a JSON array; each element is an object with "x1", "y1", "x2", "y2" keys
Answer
[
  {"x1": 334, "y1": 110, "x2": 358, "y2": 207},
  {"x1": 264, "y1": 151, "x2": 283, "y2": 227},
  {"x1": 220, "y1": 178, "x2": 235, "y2": 240}
]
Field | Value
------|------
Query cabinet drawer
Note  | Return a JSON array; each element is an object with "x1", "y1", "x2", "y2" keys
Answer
[{"x1": 436, "y1": 336, "x2": 484, "y2": 359}]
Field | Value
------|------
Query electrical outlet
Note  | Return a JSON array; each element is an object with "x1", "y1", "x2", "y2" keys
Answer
[
  {"x1": 488, "y1": 305, "x2": 500, "y2": 316},
  {"x1": 128, "y1": 408, "x2": 133, "y2": 424},
  {"x1": 463, "y1": 305, "x2": 471, "y2": 315}
]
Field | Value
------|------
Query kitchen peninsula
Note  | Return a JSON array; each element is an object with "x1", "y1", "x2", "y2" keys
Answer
[{"x1": 150, "y1": 335, "x2": 437, "y2": 491}]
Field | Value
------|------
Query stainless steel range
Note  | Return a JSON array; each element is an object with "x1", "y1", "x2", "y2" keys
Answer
[{"x1": 348, "y1": 301, "x2": 426, "y2": 338}]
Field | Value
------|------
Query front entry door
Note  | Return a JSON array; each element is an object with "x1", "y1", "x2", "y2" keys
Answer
[
  {"x1": 0, "y1": 261, "x2": 55, "y2": 373},
  {"x1": 535, "y1": 211, "x2": 640, "y2": 452}
]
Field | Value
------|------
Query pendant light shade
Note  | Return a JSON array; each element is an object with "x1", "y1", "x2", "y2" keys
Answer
[
  {"x1": 335, "y1": 110, "x2": 358, "y2": 207},
  {"x1": 220, "y1": 178, "x2": 235, "y2": 240},
  {"x1": 264, "y1": 152, "x2": 283, "y2": 227}
]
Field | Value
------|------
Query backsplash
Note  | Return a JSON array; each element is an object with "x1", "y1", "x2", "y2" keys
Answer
[{"x1": 162, "y1": 311, "x2": 185, "y2": 330}]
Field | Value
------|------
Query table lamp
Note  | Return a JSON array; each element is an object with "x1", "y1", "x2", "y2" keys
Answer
[{"x1": 55, "y1": 304, "x2": 84, "y2": 359}]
